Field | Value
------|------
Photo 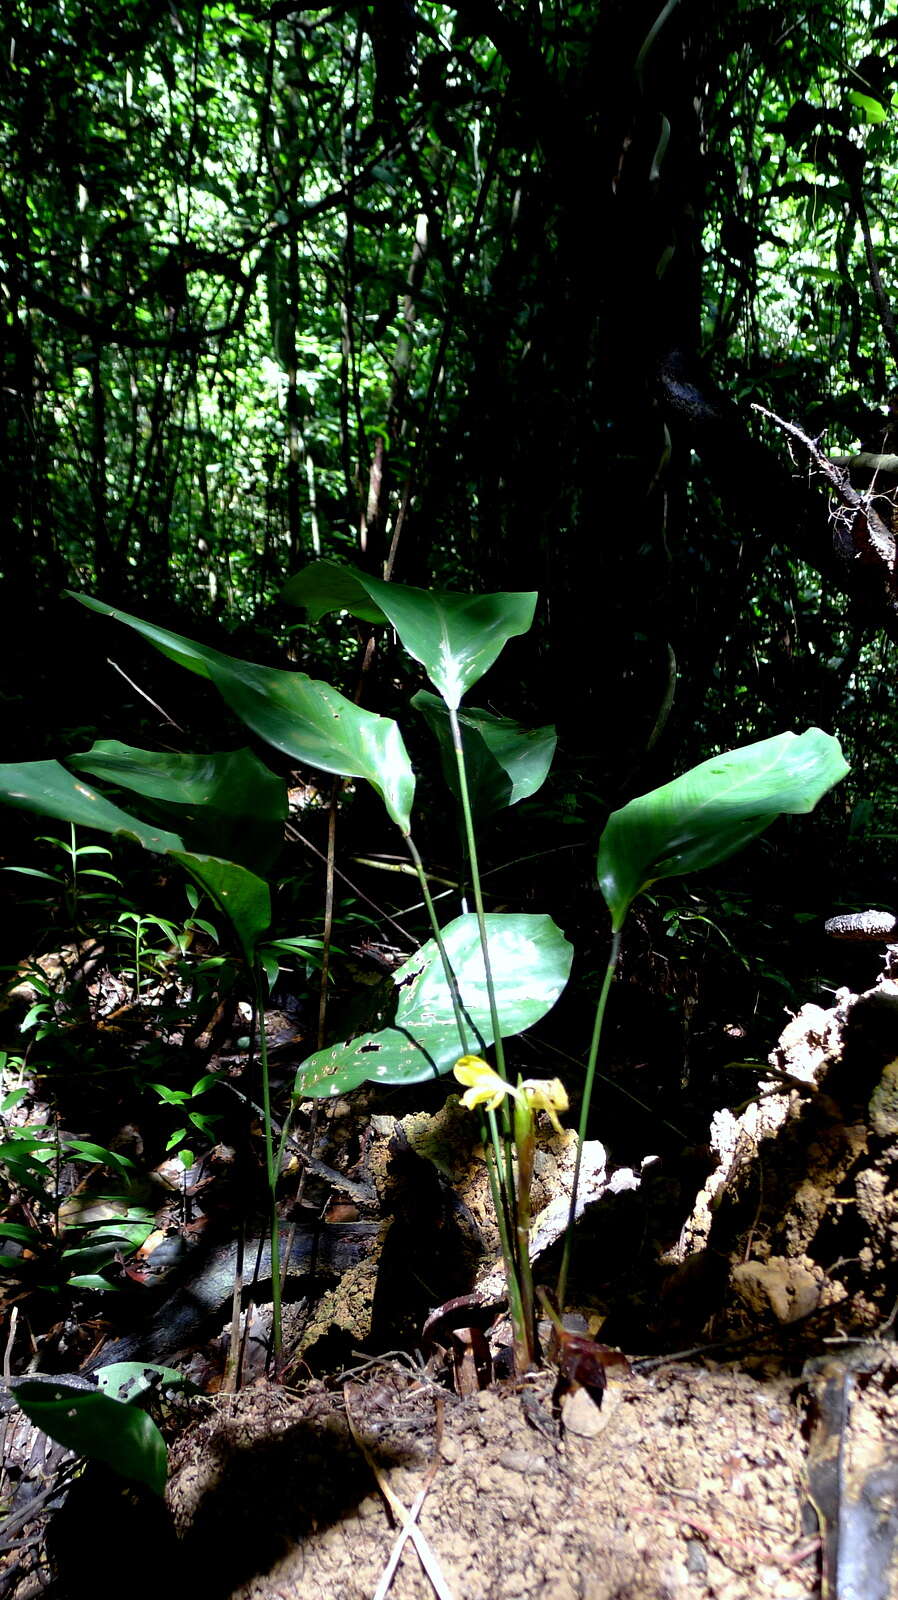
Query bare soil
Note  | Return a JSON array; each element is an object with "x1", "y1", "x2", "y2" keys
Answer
[{"x1": 163, "y1": 1361, "x2": 815, "y2": 1600}]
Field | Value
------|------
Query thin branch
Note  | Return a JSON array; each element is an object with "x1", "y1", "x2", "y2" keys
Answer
[
  {"x1": 344, "y1": 1385, "x2": 456, "y2": 1600},
  {"x1": 372, "y1": 1394, "x2": 444, "y2": 1600},
  {"x1": 842, "y1": 162, "x2": 898, "y2": 370},
  {"x1": 285, "y1": 822, "x2": 417, "y2": 948},
  {"x1": 106, "y1": 657, "x2": 184, "y2": 731}
]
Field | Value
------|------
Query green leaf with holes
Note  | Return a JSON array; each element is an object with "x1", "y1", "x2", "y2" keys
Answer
[
  {"x1": 94, "y1": 1362, "x2": 200, "y2": 1402},
  {"x1": 294, "y1": 912, "x2": 572, "y2": 1096}
]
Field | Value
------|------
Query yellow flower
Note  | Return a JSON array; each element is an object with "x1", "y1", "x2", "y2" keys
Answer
[
  {"x1": 453, "y1": 1055, "x2": 514, "y2": 1113},
  {"x1": 453, "y1": 1058, "x2": 568, "y2": 1133},
  {"x1": 521, "y1": 1077, "x2": 569, "y2": 1135}
]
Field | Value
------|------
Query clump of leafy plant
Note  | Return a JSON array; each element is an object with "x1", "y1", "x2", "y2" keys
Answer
[{"x1": 0, "y1": 573, "x2": 848, "y2": 1382}]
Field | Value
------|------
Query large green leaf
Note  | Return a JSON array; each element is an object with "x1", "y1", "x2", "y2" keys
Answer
[
  {"x1": 283, "y1": 561, "x2": 537, "y2": 709},
  {"x1": 70, "y1": 742, "x2": 286, "y2": 872},
  {"x1": 68, "y1": 593, "x2": 415, "y2": 833},
  {"x1": 171, "y1": 853, "x2": 271, "y2": 963},
  {"x1": 10, "y1": 1381, "x2": 167, "y2": 1495},
  {"x1": 0, "y1": 761, "x2": 184, "y2": 854},
  {"x1": 283, "y1": 562, "x2": 388, "y2": 625},
  {"x1": 598, "y1": 728, "x2": 849, "y2": 931},
  {"x1": 68, "y1": 593, "x2": 222, "y2": 680},
  {"x1": 0, "y1": 760, "x2": 271, "y2": 961},
  {"x1": 412, "y1": 690, "x2": 556, "y2": 819},
  {"x1": 295, "y1": 912, "x2": 573, "y2": 1096}
]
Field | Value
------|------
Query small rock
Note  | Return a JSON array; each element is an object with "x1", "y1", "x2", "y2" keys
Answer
[
  {"x1": 561, "y1": 1387, "x2": 603, "y2": 1438},
  {"x1": 498, "y1": 1449, "x2": 543, "y2": 1473},
  {"x1": 685, "y1": 1538, "x2": 708, "y2": 1575},
  {"x1": 869, "y1": 1058, "x2": 898, "y2": 1137},
  {"x1": 731, "y1": 1256, "x2": 822, "y2": 1323},
  {"x1": 439, "y1": 1436, "x2": 460, "y2": 1464}
]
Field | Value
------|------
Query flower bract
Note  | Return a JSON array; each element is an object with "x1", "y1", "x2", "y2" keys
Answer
[
  {"x1": 453, "y1": 1055, "x2": 511, "y2": 1113},
  {"x1": 521, "y1": 1077, "x2": 568, "y2": 1135}
]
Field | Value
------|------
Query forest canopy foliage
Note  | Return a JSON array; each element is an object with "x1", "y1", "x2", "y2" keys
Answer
[
  {"x1": 3, "y1": 3, "x2": 897, "y2": 736},
  {"x1": 2, "y1": 0, "x2": 898, "y2": 1047}
]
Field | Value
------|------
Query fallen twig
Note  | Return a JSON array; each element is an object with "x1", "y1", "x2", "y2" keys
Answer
[
  {"x1": 343, "y1": 1384, "x2": 455, "y2": 1600},
  {"x1": 372, "y1": 1393, "x2": 444, "y2": 1600}
]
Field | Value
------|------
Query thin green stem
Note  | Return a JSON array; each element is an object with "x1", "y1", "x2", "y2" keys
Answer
[
  {"x1": 352, "y1": 856, "x2": 459, "y2": 890},
  {"x1": 408, "y1": 822, "x2": 533, "y2": 1347},
  {"x1": 274, "y1": 1102, "x2": 296, "y2": 1182},
  {"x1": 69, "y1": 823, "x2": 79, "y2": 930},
  {"x1": 513, "y1": 1090, "x2": 536, "y2": 1369},
  {"x1": 443, "y1": 706, "x2": 535, "y2": 1365},
  {"x1": 556, "y1": 927, "x2": 622, "y2": 1311},
  {"x1": 445, "y1": 709, "x2": 517, "y2": 1221},
  {"x1": 535, "y1": 1284, "x2": 565, "y2": 1338},
  {"x1": 484, "y1": 1104, "x2": 514, "y2": 1258},
  {"x1": 316, "y1": 778, "x2": 340, "y2": 1050},
  {"x1": 253, "y1": 961, "x2": 282, "y2": 1364},
  {"x1": 405, "y1": 833, "x2": 471, "y2": 1055},
  {"x1": 483, "y1": 1108, "x2": 527, "y2": 1351},
  {"x1": 446, "y1": 706, "x2": 506, "y2": 1080}
]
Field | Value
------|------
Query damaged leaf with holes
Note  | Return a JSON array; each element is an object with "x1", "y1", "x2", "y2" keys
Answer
[{"x1": 294, "y1": 912, "x2": 573, "y2": 1096}]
